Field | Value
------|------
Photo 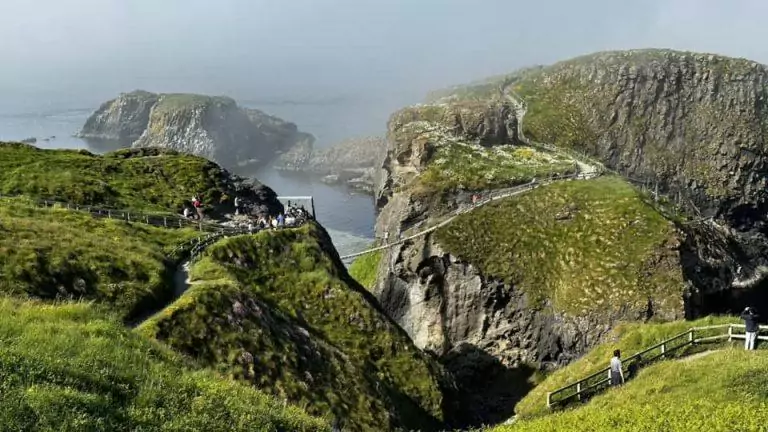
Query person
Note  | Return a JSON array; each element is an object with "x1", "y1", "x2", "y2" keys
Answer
[
  {"x1": 277, "y1": 213, "x2": 285, "y2": 227},
  {"x1": 384, "y1": 231, "x2": 390, "y2": 243},
  {"x1": 472, "y1": 194, "x2": 478, "y2": 206},
  {"x1": 608, "y1": 349, "x2": 624, "y2": 386},
  {"x1": 193, "y1": 196, "x2": 204, "y2": 220},
  {"x1": 183, "y1": 207, "x2": 191, "y2": 219},
  {"x1": 234, "y1": 196, "x2": 241, "y2": 215},
  {"x1": 741, "y1": 306, "x2": 760, "y2": 350},
  {"x1": 247, "y1": 222, "x2": 254, "y2": 234}
]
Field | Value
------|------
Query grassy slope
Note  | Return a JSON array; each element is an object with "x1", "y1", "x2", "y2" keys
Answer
[
  {"x1": 0, "y1": 142, "x2": 235, "y2": 212},
  {"x1": 513, "y1": 316, "x2": 735, "y2": 418},
  {"x1": 138, "y1": 224, "x2": 446, "y2": 432},
  {"x1": 348, "y1": 248, "x2": 382, "y2": 290},
  {"x1": 0, "y1": 297, "x2": 327, "y2": 432},
  {"x1": 435, "y1": 177, "x2": 685, "y2": 316},
  {"x1": 390, "y1": 118, "x2": 575, "y2": 197},
  {"x1": 153, "y1": 93, "x2": 236, "y2": 115},
  {"x1": 492, "y1": 319, "x2": 768, "y2": 431},
  {"x1": 0, "y1": 197, "x2": 198, "y2": 320}
]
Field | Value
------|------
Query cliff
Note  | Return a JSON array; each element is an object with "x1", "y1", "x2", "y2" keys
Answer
[
  {"x1": 78, "y1": 91, "x2": 314, "y2": 173},
  {"x1": 138, "y1": 223, "x2": 452, "y2": 432},
  {"x1": 275, "y1": 136, "x2": 388, "y2": 193}
]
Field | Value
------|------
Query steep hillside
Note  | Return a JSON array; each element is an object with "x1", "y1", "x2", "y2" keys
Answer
[
  {"x1": 494, "y1": 318, "x2": 764, "y2": 432},
  {"x1": 0, "y1": 143, "x2": 281, "y2": 215},
  {"x1": 78, "y1": 90, "x2": 314, "y2": 172},
  {"x1": 456, "y1": 49, "x2": 768, "y2": 315},
  {"x1": 0, "y1": 297, "x2": 328, "y2": 431},
  {"x1": 138, "y1": 223, "x2": 450, "y2": 432}
]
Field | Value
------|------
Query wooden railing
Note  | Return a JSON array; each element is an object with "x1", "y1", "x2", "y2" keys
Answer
[{"x1": 546, "y1": 323, "x2": 764, "y2": 408}]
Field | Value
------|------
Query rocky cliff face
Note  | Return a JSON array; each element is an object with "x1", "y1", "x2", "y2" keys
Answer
[
  {"x1": 515, "y1": 49, "x2": 768, "y2": 227},
  {"x1": 510, "y1": 49, "x2": 768, "y2": 315},
  {"x1": 364, "y1": 51, "x2": 768, "y2": 424},
  {"x1": 275, "y1": 136, "x2": 388, "y2": 193},
  {"x1": 77, "y1": 90, "x2": 158, "y2": 144},
  {"x1": 78, "y1": 91, "x2": 314, "y2": 173}
]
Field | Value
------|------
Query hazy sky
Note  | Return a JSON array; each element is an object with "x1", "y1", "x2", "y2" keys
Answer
[{"x1": 1, "y1": 0, "x2": 767, "y2": 109}]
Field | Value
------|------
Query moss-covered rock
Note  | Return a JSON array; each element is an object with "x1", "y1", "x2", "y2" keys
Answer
[
  {"x1": 138, "y1": 224, "x2": 448, "y2": 432},
  {"x1": 436, "y1": 176, "x2": 685, "y2": 316}
]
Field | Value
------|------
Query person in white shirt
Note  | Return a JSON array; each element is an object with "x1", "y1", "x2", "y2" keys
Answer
[{"x1": 609, "y1": 349, "x2": 625, "y2": 386}]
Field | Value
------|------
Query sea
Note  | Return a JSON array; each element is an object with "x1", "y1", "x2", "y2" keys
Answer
[{"x1": 0, "y1": 94, "x2": 389, "y2": 258}]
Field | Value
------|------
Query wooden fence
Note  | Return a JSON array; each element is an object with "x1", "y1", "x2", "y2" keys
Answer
[{"x1": 546, "y1": 323, "x2": 764, "y2": 409}]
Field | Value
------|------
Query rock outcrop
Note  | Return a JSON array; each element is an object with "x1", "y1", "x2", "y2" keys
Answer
[
  {"x1": 275, "y1": 136, "x2": 388, "y2": 193},
  {"x1": 365, "y1": 49, "x2": 768, "y2": 424},
  {"x1": 78, "y1": 91, "x2": 314, "y2": 173},
  {"x1": 77, "y1": 90, "x2": 159, "y2": 144}
]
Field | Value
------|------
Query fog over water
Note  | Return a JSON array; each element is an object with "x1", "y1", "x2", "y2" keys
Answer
[{"x1": 2, "y1": 0, "x2": 768, "y2": 255}]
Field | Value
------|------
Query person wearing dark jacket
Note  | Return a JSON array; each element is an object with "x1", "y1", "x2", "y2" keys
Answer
[{"x1": 741, "y1": 307, "x2": 760, "y2": 350}]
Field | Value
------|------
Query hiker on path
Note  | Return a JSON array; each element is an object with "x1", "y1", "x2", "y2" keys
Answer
[
  {"x1": 608, "y1": 349, "x2": 625, "y2": 386},
  {"x1": 741, "y1": 307, "x2": 760, "y2": 350},
  {"x1": 234, "y1": 196, "x2": 241, "y2": 215}
]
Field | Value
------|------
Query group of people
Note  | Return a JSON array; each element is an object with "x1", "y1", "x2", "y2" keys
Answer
[{"x1": 606, "y1": 305, "x2": 762, "y2": 389}]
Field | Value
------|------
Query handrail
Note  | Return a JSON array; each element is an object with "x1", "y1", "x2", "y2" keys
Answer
[{"x1": 546, "y1": 323, "x2": 763, "y2": 408}]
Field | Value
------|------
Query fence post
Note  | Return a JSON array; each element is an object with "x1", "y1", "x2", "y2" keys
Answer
[
  {"x1": 164, "y1": 217, "x2": 167, "y2": 227},
  {"x1": 576, "y1": 382, "x2": 582, "y2": 402},
  {"x1": 127, "y1": 212, "x2": 131, "y2": 222},
  {"x1": 660, "y1": 343, "x2": 666, "y2": 358},
  {"x1": 145, "y1": 215, "x2": 149, "y2": 224},
  {"x1": 108, "y1": 210, "x2": 111, "y2": 219},
  {"x1": 728, "y1": 325, "x2": 733, "y2": 342},
  {"x1": 546, "y1": 392, "x2": 552, "y2": 409},
  {"x1": 66, "y1": 203, "x2": 70, "y2": 210},
  {"x1": 688, "y1": 329, "x2": 694, "y2": 344}
]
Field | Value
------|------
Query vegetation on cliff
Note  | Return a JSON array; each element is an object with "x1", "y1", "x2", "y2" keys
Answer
[
  {"x1": 138, "y1": 224, "x2": 447, "y2": 432},
  {"x1": 0, "y1": 297, "x2": 327, "y2": 431},
  {"x1": 348, "y1": 248, "x2": 382, "y2": 289},
  {"x1": 436, "y1": 176, "x2": 685, "y2": 317},
  {"x1": 510, "y1": 49, "x2": 768, "y2": 210},
  {"x1": 493, "y1": 318, "x2": 766, "y2": 432},
  {"x1": 0, "y1": 143, "x2": 241, "y2": 213}
]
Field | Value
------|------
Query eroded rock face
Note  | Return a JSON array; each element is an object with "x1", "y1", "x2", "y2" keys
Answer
[
  {"x1": 77, "y1": 90, "x2": 159, "y2": 144},
  {"x1": 78, "y1": 91, "x2": 314, "y2": 173},
  {"x1": 275, "y1": 136, "x2": 388, "y2": 194},
  {"x1": 518, "y1": 49, "x2": 768, "y2": 226}
]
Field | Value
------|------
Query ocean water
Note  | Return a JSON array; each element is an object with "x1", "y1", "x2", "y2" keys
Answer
[{"x1": 0, "y1": 98, "x2": 377, "y2": 257}]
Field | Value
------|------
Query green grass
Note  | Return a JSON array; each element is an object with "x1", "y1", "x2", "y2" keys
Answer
[
  {"x1": 490, "y1": 319, "x2": 768, "y2": 431},
  {"x1": 0, "y1": 142, "x2": 237, "y2": 213},
  {"x1": 416, "y1": 143, "x2": 576, "y2": 194},
  {"x1": 348, "y1": 248, "x2": 382, "y2": 289},
  {"x1": 138, "y1": 224, "x2": 447, "y2": 432},
  {"x1": 0, "y1": 297, "x2": 328, "y2": 431},
  {"x1": 152, "y1": 93, "x2": 236, "y2": 115},
  {"x1": 435, "y1": 177, "x2": 685, "y2": 315},
  {"x1": 0, "y1": 196, "x2": 199, "y2": 320},
  {"x1": 513, "y1": 316, "x2": 736, "y2": 418}
]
